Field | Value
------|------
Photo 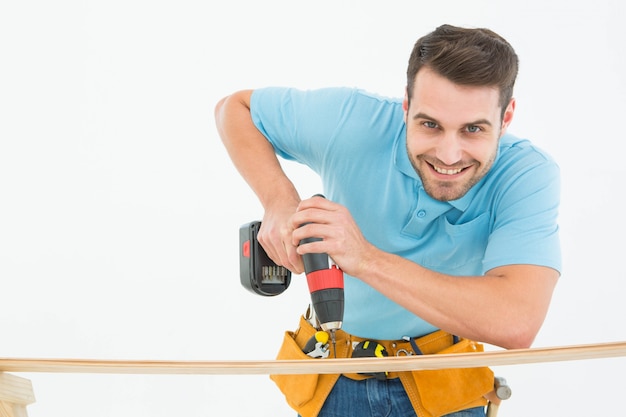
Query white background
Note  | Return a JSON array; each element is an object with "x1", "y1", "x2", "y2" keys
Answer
[{"x1": 1, "y1": 0, "x2": 625, "y2": 415}]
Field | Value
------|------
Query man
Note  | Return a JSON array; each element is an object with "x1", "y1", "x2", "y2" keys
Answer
[{"x1": 215, "y1": 24, "x2": 560, "y2": 417}]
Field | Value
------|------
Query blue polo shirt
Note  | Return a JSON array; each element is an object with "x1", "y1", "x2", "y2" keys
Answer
[{"x1": 251, "y1": 87, "x2": 561, "y2": 340}]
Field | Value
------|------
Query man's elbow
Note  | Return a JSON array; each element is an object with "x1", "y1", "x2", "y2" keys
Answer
[
  {"x1": 503, "y1": 333, "x2": 535, "y2": 350},
  {"x1": 214, "y1": 90, "x2": 253, "y2": 129},
  {"x1": 214, "y1": 95, "x2": 228, "y2": 124},
  {"x1": 500, "y1": 321, "x2": 542, "y2": 350}
]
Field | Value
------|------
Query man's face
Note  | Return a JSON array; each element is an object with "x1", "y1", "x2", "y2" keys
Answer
[{"x1": 403, "y1": 67, "x2": 515, "y2": 201}]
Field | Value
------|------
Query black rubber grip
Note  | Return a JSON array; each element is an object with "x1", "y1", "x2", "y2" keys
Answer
[
  {"x1": 300, "y1": 236, "x2": 329, "y2": 273},
  {"x1": 299, "y1": 194, "x2": 329, "y2": 273}
]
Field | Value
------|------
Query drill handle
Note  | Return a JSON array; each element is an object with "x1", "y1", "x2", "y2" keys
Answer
[
  {"x1": 300, "y1": 236, "x2": 329, "y2": 273},
  {"x1": 298, "y1": 195, "x2": 332, "y2": 273}
]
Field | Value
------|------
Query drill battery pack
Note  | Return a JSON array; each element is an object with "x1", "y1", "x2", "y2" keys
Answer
[{"x1": 239, "y1": 221, "x2": 291, "y2": 296}]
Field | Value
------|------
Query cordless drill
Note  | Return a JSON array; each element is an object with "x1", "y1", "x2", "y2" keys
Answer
[{"x1": 239, "y1": 200, "x2": 345, "y2": 357}]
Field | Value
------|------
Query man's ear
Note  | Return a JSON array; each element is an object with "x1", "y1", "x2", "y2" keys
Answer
[
  {"x1": 500, "y1": 98, "x2": 516, "y2": 136},
  {"x1": 402, "y1": 88, "x2": 409, "y2": 118}
]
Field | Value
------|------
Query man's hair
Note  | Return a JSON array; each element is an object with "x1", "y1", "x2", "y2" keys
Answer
[{"x1": 407, "y1": 24, "x2": 519, "y2": 118}]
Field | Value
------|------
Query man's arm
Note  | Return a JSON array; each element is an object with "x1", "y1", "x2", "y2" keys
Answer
[
  {"x1": 214, "y1": 90, "x2": 304, "y2": 273},
  {"x1": 292, "y1": 196, "x2": 559, "y2": 349},
  {"x1": 360, "y1": 256, "x2": 558, "y2": 349}
]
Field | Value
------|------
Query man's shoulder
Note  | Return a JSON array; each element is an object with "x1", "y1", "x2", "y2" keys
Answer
[
  {"x1": 496, "y1": 134, "x2": 559, "y2": 174},
  {"x1": 487, "y1": 133, "x2": 560, "y2": 193},
  {"x1": 499, "y1": 134, "x2": 557, "y2": 162},
  {"x1": 253, "y1": 86, "x2": 402, "y2": 107},
  {"x1": 351, "y1": 89, "x2": 402, "y2": 105}
]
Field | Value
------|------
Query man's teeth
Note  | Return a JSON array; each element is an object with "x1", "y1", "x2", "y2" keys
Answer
[{"x1": 433, "y1": 166, "x2": 463, "y2": 175}]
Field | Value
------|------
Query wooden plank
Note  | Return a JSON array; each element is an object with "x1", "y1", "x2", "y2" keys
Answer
[
  {"x1": 0, "y1": 340, "x2": 625, "y2": 376},
  {"x1": 0, "y1": 401, "x2": 13, "y2": 417},
  {"x1": 0, "y1": 373, "x2": 35, "y2": 417},
  {"x1": 0, "y1": 374, "x2": 35, "y2": 405},
  {"x1": 0, "y1": 401, "x2": 30, "y2": 417}
]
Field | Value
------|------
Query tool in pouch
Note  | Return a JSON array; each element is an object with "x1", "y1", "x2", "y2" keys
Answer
[
  {"x1": 239, "y1": 195, "x2": 345, "y2": 357},
  {"x1": 351, "y1": 341, "x2": 389, "y2": 380},
  {"x1": 303, "y1": 331, "x2": 330, "y2": 359}
]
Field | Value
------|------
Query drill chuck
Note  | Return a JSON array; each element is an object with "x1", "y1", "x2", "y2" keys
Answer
[{"x1": 305, "y1": 267, "x2": 344, "y2": 331}]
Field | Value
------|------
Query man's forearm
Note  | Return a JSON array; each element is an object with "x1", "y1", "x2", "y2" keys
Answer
[
  {"x1": 215, "y1": 90, "x2": 305, "y2": 271},
  {"x1": 357, "y1": 249, "x2": 558, "y2": 349}
]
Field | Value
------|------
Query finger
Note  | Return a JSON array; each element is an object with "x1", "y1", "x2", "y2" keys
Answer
[
  {"x1": 291, "y1": 221, "x2": 322, "y2": 246},
  {"x1": 296, "y1": 194, "x2": 334, "y2": 212},
  {"x1": 283, "y1": 241, "x2": 304, "y2": 274},
  {"x1": 296, "y1": 239, "x2": 328, "y2": 258},
  {"x1": 256, "y1": 230, "x2": 279, "y2": 263},
  {"x1": 291, "y1": 208, "x2": 334, "y2": 233},
  {"x1": 259, "y1": 225, "x2": 303, "y2": 274}
]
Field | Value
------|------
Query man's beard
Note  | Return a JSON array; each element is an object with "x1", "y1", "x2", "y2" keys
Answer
[{"x1": 407, "y1": 145, "x2": 496, "y2": 202}]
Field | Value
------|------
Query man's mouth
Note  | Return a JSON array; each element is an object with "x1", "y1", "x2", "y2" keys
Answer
[
  {"x1": 428, "y1": 162, "x2": 468, "y2": 176},
  {"x1": 432, "y1": 165, "x2": 464, "y2": 175}
]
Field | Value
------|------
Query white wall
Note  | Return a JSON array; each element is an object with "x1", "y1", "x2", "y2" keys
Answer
[{"x1": 1, "y1": 0, "x2": 625, "y2": 415}]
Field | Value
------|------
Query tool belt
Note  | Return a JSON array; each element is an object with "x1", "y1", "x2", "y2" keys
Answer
[{"x1": 270, "y1": 315, "x2": 494, "y2": 417}]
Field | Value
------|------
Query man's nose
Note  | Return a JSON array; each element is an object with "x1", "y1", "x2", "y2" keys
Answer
[{"x1": 435, "y1": 133, "x2": 463, "y2": 166}]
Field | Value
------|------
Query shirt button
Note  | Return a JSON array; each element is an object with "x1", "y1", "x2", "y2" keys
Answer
[{"x1": 417, "y1": 210, "x2": 426, "y2": 218}]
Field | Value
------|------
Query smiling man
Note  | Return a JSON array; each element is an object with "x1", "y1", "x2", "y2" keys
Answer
[{"x1": 215, "y1": 25, "x2": 561, "y2": 417}]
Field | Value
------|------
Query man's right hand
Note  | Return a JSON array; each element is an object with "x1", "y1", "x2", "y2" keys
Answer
[{"x1": 257, "y1": 199, "x2": 304, "y2": 274}]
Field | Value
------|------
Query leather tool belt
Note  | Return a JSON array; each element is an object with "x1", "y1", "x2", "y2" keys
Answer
[{"x1": 271, "y1": 315, "x2": 494, "y2": 417}]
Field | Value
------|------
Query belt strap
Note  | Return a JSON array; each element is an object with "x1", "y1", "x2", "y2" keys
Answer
[{"x1": 334, "y1": 329, "x2": 460, "y2": 380}]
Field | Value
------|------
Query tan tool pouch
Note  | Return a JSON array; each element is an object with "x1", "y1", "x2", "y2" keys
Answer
[
  {"x1": 271, "y1": 315, "x2": 493, "y2": 417},
  {"x1": 401, "y1": 338, "x2": 493, "y2": 417},
  {"x1": 270, "y1": 315, "x2": 340, "y2": 417}
]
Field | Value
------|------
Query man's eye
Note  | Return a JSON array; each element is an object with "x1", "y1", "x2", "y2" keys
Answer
[
  {"x1": 423, "y1": 121, "x2": 437, "y2": 129},
  {"x1": 466, "y1": 125, "x2": 482, "y2": 133}
]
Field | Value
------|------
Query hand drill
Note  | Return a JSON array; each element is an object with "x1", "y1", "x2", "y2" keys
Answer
[
  {"x1": 299, "y1": 225, "x2": 344, "y2": 358},
  {"x1": 239, "y1": 196, "x2": 344, "y2": 357}
]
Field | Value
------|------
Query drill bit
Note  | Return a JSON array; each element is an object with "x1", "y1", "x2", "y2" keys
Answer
[{"x1": 330, "y1": 329, "x2": 337, "y2": 358}]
